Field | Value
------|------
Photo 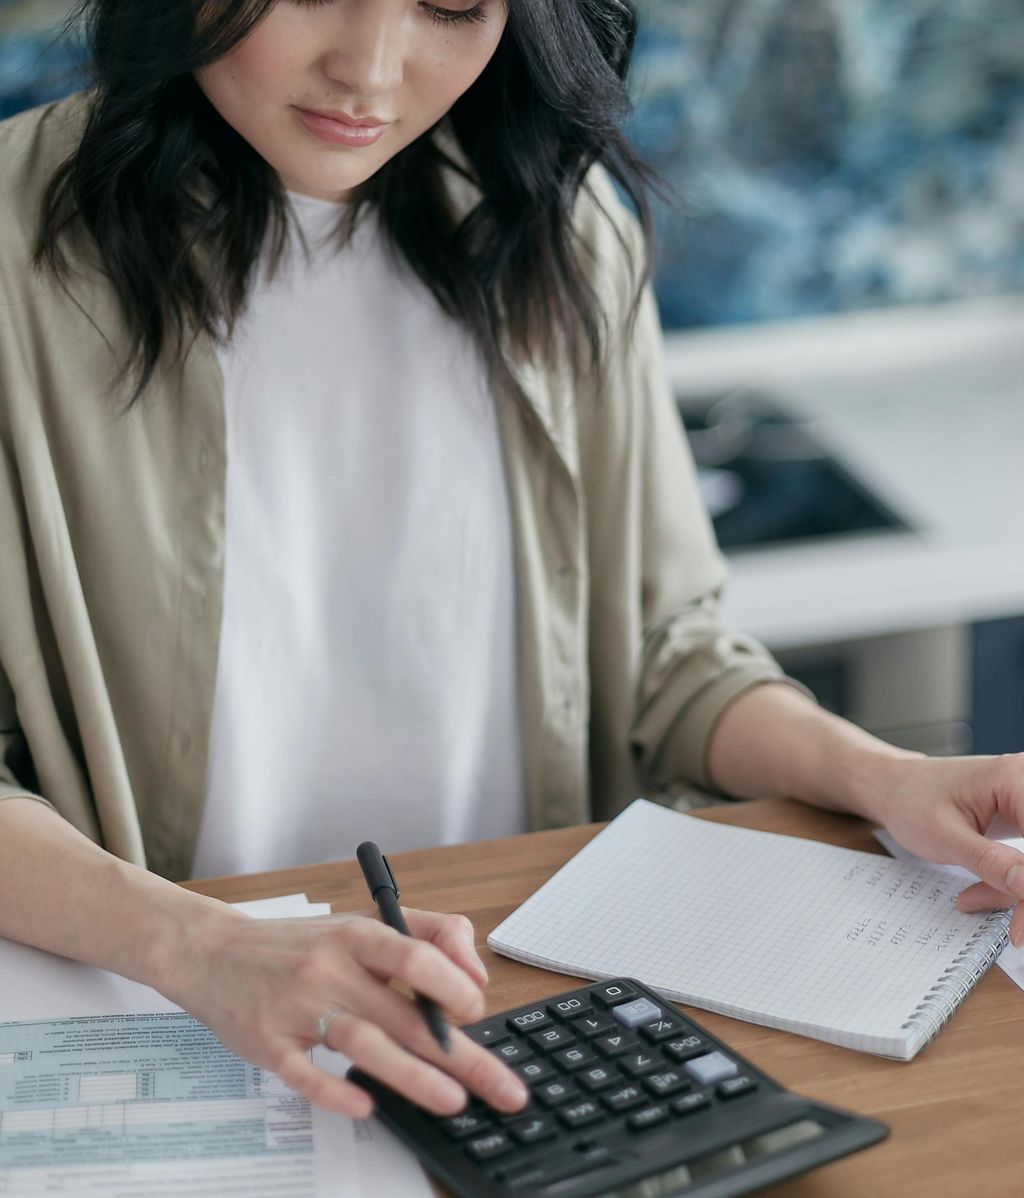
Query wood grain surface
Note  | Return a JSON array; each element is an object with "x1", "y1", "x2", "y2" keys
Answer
[{"x1": 184, "y1": 799, "x2": 1024, "y2": 1197}]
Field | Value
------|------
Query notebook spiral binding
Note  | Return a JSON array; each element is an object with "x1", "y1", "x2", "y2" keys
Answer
[{"x1": 900, "y1": 909, "x2": 1011, "y2": 1048}]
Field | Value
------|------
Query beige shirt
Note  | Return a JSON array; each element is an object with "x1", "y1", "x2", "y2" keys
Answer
[{"x1": 0, "y1": 92, "x2": 795, "y2": 881}]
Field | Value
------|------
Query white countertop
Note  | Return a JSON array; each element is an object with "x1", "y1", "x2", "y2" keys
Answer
[{"x1": 663, "y1": 297, "x2": 1024, "y2": 650}]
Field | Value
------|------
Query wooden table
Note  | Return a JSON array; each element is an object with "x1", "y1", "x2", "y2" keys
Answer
[{"x1": 185, "y1": 799, "x2": 1024, "y2": 1196}]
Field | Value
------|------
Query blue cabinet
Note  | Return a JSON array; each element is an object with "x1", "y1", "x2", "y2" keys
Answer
[{"x1": 971, "y1": 616, "x2": 1024, "y2": 755}]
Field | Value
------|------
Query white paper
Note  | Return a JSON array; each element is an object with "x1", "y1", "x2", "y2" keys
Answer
[
  {"x1": 873, "y1": 827, "x2": 1024, "y2": 993},
  {"x1": 0, "y1": 895, "x2": 430, "y2": 1197}
]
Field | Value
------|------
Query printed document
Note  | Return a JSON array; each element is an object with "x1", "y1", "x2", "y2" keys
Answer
[{"x1": 0, "y1": 895, "x2": 431, "y2": 1197}]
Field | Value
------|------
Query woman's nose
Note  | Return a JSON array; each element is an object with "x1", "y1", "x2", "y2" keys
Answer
[{"x1": 319, "y1": 3, "x2": 406, "y2": 100}]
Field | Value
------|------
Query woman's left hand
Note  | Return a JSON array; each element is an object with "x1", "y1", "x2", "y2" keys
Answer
[{"x1": 867, "y1": 753, "x2": 1024, "y2": 945}]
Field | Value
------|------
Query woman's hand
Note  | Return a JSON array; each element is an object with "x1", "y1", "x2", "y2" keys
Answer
[
  {"x1": 865, "y1": 753, "x2": 1024, "y2": 944},
  {"x1": 162, "y1": 906, "x2": 530, "y2": 1119}
]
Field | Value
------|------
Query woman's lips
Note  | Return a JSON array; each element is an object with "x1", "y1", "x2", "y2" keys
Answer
[{"x1": 295, "y1": 108, "x2": 390, "y2": 147}]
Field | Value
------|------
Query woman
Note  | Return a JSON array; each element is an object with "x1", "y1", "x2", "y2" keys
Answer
[{"x1": 1, "y1": 0, "x2": 1022, "y2": 1124}]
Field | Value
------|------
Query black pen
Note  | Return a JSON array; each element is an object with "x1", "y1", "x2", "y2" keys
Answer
[{"x1": 356, "y1": 840, "x2": 452, "y2": 1054}]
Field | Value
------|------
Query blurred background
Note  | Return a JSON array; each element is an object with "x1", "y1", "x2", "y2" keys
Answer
[{"x1": 3, "y1": 0, "x2": 1023, "y2": 759}]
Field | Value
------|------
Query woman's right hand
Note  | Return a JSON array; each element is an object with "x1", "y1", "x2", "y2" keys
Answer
[{"x1": 162, "y1": 904, "x2": 531, "y2": 1119}]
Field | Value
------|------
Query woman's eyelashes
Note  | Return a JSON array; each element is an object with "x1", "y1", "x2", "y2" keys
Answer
[
  {"x1": 424, "y1": 3, "x2": 488, "y2": 28},
  {"x1": 288, "y1": 0, "x2": 489, "y2": 26}
]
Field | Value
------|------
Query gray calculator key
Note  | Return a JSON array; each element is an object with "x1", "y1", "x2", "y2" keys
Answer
[
  {"x1": 684, "y1": 1051, "x2": 740, "y2": 1085},
  {"x1": 610, "y1": 997, "x2": 662, "y2": 1028}
]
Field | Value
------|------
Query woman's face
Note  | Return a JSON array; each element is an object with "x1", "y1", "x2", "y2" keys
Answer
[{"x1": 194, "y1": 0, "x2": 508, "y2": 201}]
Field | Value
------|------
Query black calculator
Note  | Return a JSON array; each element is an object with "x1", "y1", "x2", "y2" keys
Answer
[{"x1": 348, "y1": 977, "x2": 888, "y2": 1197}]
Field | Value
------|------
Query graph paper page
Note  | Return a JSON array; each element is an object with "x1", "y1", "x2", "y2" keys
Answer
[{"x1": 488, "y1": 801, "x2": 1004, "y2": 1054}]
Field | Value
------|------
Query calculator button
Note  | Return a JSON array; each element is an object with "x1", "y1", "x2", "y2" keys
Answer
[
  {"x1": 577, "y1": 1064, "x2": 622, "y2": 1092},
  {"x1": 664, "y1": 1034, "x2": 710, "y2": 1062},
  {"x1": 684, "y1": 1052, "x2": 740, "y2": 1086},
  {"x1": 507, "y1": 1008, "x2": 552, "y2": 1034},
  {"x1": 512, "y1": 1058, "x2": 556, "y2": 1086},
  {"x1": 602, "y1": 1083, "x2": 647, "y2": 1113},
  {"x1": 464, "y1": 1130, "x2": 514, "y2": 1161},
  {"x1": 529, "y1": 1025, "x2": 576, "y2": 1053},
  {"x1": 610, "y1": 997, "x2": 662, "y2": 1028},
  {"x1": 548, "y1": 996, "x2": 592, "y2": 1021},
  {"x1": 465, "y1": 1020, "x2": 511, "y2": 1048},
  {"x1": 441, "y1": 1111, "x2": 493, "y2": 1139},
  {"x1": 644, "y1": 1069, "x2": 690, "y2": 1098},
  {"x1": 627, "y1": 1104, "x2": 669, "y2": 1132},
  {"x1": 553, "y1": 1044, "x2": 597, "y2": 1072},
  {"x1": 571, "y1": 1013, "x2": 615, "y2": 1039},
  {"x1": 639, "y1": 1016, "x2": 687, "y2": 1043},
  {"x1": 534, "y1": 1079, "x2": 580, "y2": 1108},
  {"x1": 592, "y1": 982, "x2": 638, "y2": 1007},
  {"x1": 557, "y1": 1098, "x2": 604, "y2": 1129},
  {"x1": 507, "y1": 1113, "x2": 559, "y2": 1145},
  {"x1": 492, "y1": 1041, "x2": 535, "y2": 1065},
  {"x1": 594, "y1": 1031, "x2": 638, "y2": 1058},
  {"x1": 670, "y1": 1091, "x2": 711, "y2": 1117},
  {"x1": 619, "y1": 1050, "x2": 661, "y2": 1078},
  {"x1": 718, "y1": 1075, "x2": 758, "y2": 1100}
]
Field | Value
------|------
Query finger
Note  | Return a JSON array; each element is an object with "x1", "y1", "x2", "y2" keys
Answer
[
  {"x1": 338, "y1": 974, "x2": 528, "y2": 1112},
  {"x1": 943, "y1": 830, "x2": 1024, "y2": 904},
  {"x1": 348, "y1": 923, "x2": 484, "y2": 1023},
  {"x1": 274, "y1": 1049, "x2": 375, "y2": 1118},
  {"x1": 416, "y1": 1026, "x2": 530, "y2": 1114},
  {"x1": 1011, "y1": 906, "x2": 1024, "y2": 949},
  {"x1": 323, "y1": 1012, "x2": 468, "y2": 1116},
  {"x1": 957, "y1": 881, "x2": 1014, "y2": 913},
  {"x1": 405, "y1": 908, "x2": 489, "y2": 988}
]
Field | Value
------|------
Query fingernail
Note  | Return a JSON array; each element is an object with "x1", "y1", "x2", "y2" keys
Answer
[{"x1": 1006, "y1": 864, "x2": 1024, "y2": 896}]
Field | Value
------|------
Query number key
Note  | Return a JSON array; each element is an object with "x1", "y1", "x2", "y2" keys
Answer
[
  {"x1": 578, "y1": 1064, "x2": 622, "y2": 1092},
  {"x1": 593, "y1": 1031, "x2": 638, "y2": 1058},
  {"x1": 592, "y1": 981, "x2": 638, "y2": 1007},
  {"x1": 553, "y1": 1044, "x2": 597, "y2": 1072},
  {"x1": 548, "y1": 995, "x2": 592, "y2": 1021},
  {"x1": 570, "y1": 1013, "x2": 614, "y2": 1039},
  {"x1": 492, "y1": 1041, "x2": 535, "y2": 1065},
  {"x1": 619, "y1": 1049, "x2": 661, "y2": 1078},
  {"x1": 507, "y1": 1008, "x2": 552, "y2": 1034},
  {"x1": 534, "y1": 1079, "x2": 580, "y2": 1108},
  {"x1": 529, "y1": 1025, "x2": 576, "y2": 1053},
  {"x1": 512, "y1": 1058, "x2": 555, "y2": 1086}
]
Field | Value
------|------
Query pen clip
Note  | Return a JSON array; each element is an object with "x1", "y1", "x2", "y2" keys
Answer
[{"x1": 381, "y1": 854, "x2": 399, "y2": 900}]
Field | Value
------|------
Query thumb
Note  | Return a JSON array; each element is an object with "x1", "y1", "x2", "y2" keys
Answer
[
  {"x1": 945, "y1": 828, "x2": 1024, "y2": 904},
  {"x1": 956, "y1": 880, "x2": 1014, "y2": 913}
]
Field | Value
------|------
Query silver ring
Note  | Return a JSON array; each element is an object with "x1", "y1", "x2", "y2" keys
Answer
[{"x1": 315, "y1": 1007, "x2": 346, "y2": 1045}]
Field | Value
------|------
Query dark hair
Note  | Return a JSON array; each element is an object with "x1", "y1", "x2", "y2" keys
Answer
[{"x1": 34, "y1": 0, "x2": 658, "y2": 407}]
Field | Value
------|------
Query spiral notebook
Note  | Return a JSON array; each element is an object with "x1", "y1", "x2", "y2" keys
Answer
[{"x1": 488, "y1": 800, "x2": 1010, "y2": 1059}]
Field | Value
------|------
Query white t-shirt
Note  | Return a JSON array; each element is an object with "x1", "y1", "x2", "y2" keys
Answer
[{"x1": 191, "y1": 191, "x2": 526, "y2": 877}]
